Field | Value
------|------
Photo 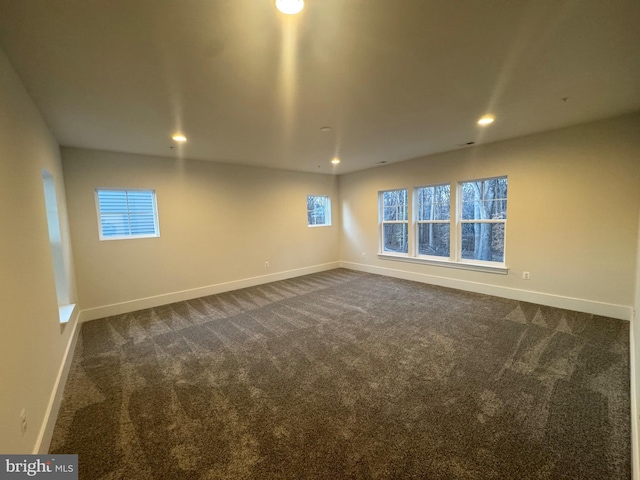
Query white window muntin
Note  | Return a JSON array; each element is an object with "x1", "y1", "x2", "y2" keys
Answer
[
  {"x1": 457, "y1": 176, "x2": 507, "y2": 266},
  {"x1": 414, "y1": 183, "x2": 451, "y2": 260},
  {"x1": 379, "y1": 188, "x2": 409, "y2": 255}
]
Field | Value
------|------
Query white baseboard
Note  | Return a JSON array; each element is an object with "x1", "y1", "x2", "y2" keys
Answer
[
  {"x1": 631, "y1": 313, "x2": 640, "y2": 480},
  {"x1": 35, "y1": 307, "x2": 81, "y2": 454},
  {"x1": 79, "y1": 262, "x2": 341, "y2": 322},
  {"x1": 340, "y1": 261, "x2": 633, "y2": 321}
]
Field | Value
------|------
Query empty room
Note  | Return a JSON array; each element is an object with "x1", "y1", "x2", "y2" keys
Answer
[{"x1": 1, "y1": 0, "x2": 639, "y2": 479}]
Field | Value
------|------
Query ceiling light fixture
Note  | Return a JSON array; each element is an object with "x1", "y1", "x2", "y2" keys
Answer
[
  {"x1": 331, "y1": 158, "x2": 340, "y2": 165},
  {"x1": 275, "y1": 0, "x2": 304, "y2": 14},
  {"x1": 477, "y1": 115, "x2": 495, "y2": 126},
  {"x1": 172, "y1": 134, "x2": 187, "y2": 142}
]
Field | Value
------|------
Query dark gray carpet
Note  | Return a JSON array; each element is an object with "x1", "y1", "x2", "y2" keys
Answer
[{"x1": 50, "y1": 269, "x2": 630, "y2": 479}]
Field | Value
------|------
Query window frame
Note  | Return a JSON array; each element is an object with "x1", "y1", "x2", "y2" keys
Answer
[
  {"x1": 42, "y1": 170, "x2": 76, "y2": 325},
  {"x1": 377, "y1": 177, "x2": 508, "y2": 275},
  {"x1": 378, "y1": 188, "x2": 409, "y2": 256},
  {"x1": 307, "y1": 195, "x2": 332, "y2": 227},
  {"x1": 414, "y1": 183, "x2": 451, "y2": 260},
  {"x1": 95, "y1": 188, "x2": 160, "y2": 241},
  {"x1": 456, "y1": 176, "x2": 507, "y2": 267}
]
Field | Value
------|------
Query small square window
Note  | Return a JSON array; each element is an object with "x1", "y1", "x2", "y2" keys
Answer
[
  {"x1": 307, "y1": 195, "x2": 331, "y2": 226},
  {"x1": 95, "y1": 189, "x2": 160, "y2": 240}
]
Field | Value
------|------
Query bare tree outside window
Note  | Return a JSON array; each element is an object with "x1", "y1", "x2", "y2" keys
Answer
[
  {"x1": 416, "y1": 184, "x2": 450, "y2": 257},
  {"x1": 307, "y1": 195, "x2": 331, "y2": 226},
  {"x1": 460, "y1": 177, "x2": 507, "y2": 262},
  {"x1": 380, "y1": 189, "x2": 408, "y2": 253}
]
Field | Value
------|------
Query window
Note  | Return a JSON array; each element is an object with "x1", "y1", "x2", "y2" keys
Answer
[
  {"x1": 459, "y1": 177, "x2": 507, "y2": 263},
  {"x1": 96, "y1": 189, "x2": 159, "y2": 240},
  {"x1": 416, "y1": 184, "x2": 450, "y2": 258},
  {"x1": 380, "y1": 189, "x2": 408, "y2": 254},
  {"x1": 307, "y1": 195, "x2": 331, "y2": 226},
  {"x1": 378, "y1": 176, "x2": 508, "y2": 272},
  {"x1": 42, "y1": 170, "x2": 74, "y2": 323}
]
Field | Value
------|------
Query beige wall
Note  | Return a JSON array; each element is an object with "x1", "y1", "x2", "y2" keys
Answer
[
  {"x1": 62, "y1": 148, "x2": 340, "y2": 312},
  {"x1": 0, "y1": 48, "x2": 78, "y2": 452},
  {"x1": 1, "y1": 31, "x2": 638, "y2": 454},
  {"x1": 339, "y1": 114, "x2": 640, "y2": 316},
  {"x1": 633, "y1": 213, "x2": 640, "y2": 479}
]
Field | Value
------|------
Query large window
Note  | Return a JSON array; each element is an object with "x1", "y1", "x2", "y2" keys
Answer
[
  {"x1": 307, "y1": 195, "x2": 331, "y2": 226},
  {"x1": 380, "y1": 189, "x2": 408, "y2": 254},
  {"x1": 416, "y1": 184, "x2": 450, "y2": 258},
  {"x1": 378, "y1": 176, "x2": 508, "y2": 270},
  {"x1": 96, "y1": 189, "x2": 160, "y2": 240},
  {"x1": 459, "y1": 177, "x2": 507, "y2": 263}
]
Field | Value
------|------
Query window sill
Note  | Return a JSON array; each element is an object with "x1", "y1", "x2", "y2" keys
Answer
[
  {"x1": 307, "y1": 224, "x2": 332, "y2": 228},
  {"x1": 59, "y1": 304, "x2": 76, "y2": 324},
  {"x1": 377, "y1": 253, "x2": 508, "y2": 275},
  {"x1": 99, "y1": 234, "x2": 160, "y2": 241}
]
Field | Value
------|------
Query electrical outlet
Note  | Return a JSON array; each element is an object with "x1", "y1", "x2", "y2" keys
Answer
[
  {"x1": 361, "y1": 252, "x2": 366, "y2": 259},
  {"x1": 522, "y1": 271, "x2": 530, "y2": 280},
  {"x1": 19, "y1": 409, "x2": 27, "y2": 436},
  {"x1": 265, "y1": 261, "x2": 270, "y2": 268}
]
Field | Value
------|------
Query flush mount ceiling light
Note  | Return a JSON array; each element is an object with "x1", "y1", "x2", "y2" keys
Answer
[
  {"x1": 477, "y1": 115, "x2": 495, "y2": 126},
  {"x1": 275, "y1": 0, "x2": 304, "y2": 14},
  {"x1": 172, "y1": 134, "x2": 187, "y2": 142},
  {"x1": 331, "y1": 157, "x2": 340, "y2": 165}
]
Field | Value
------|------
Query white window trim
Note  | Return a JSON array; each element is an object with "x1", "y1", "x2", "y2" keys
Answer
[
  {"x1": 307, "y1": 195, "x2": 332, "y2": 227},
  {"x1": 413, "y1": 183, "x2": 452, "y2": 261},
  {"x1": 456, "y1": 176, "x2": 507, "y2": 268},
  {"x1": 379, "y1": 188, "x2": 409, "y2": 256},
  {"x1": 377, "y1": 177, "x2": 508, "y2": 274},
  {"x1": 377, "y1": 252, "x2": 508, "y2": 274},
  {"x1": 95, "y1": 188, "x2": 160, "y2": 241}
]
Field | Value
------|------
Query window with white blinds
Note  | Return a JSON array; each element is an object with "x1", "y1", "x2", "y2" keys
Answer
[{"x1": 95, "y1": 189, "x2": 160, "y2": 240}]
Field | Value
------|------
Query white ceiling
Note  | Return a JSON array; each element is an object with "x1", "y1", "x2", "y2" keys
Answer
[{"x1": 0, "y1": 0, "x2": 638, "y2": 174}]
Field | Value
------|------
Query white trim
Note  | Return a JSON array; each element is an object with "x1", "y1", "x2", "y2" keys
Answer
[
  {"x1": 631, "y1": 311, "x2": 639, "y2": 480},
  {"x1": 457, "y1": 176, "x2": 508, "y2": 265},
  {"x1": 307, "y1": 195, "x2": 332, "y2": 227},
  {"x1": 35, "y1": 308, "x2": 81, "y2": 454},
  {"x1": 98, "y1": 233, "x2": 160, "y2": 242},
  {"x1": 379, "y1": 188, "x2": 409, "y2": 255},
  {"x1": 340, "y1": 261, "x2": 632, "y2": 320},
  {"x1": 95, "y1": 188, "x2": 160, "y2": 240},
  {"x1": 79, "y1": 262, "x2": 341, "y2": 322},
  {"x1": 377, "y1": 253, "x2": 508, "y2": 275}
]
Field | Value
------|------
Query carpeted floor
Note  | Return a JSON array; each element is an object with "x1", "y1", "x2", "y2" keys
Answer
[{"x1": 50, "y1": 269, "x2": 630, "y2": 479}]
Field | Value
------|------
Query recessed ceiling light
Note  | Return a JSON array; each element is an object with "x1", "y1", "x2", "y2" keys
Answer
[
  {"x1": 477, "y1": 115, "x2": 495, "y2": 126},
  {"x1": 275, "y1": 0, "x2": 304, "y2": 15},
  {"x1": 331, "y1": 158, "x2": 340, "y2": 165},
  {"x1": 172, "y1": 134, "x2": 187, "y2": 142}
]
